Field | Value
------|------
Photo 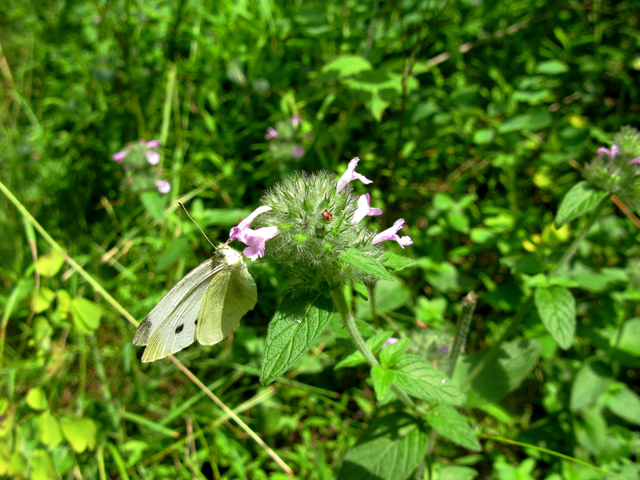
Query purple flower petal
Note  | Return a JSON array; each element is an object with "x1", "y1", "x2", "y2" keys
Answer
[
  {"x1": 372, "y1": 218, "x2": 413, "y2": 249},
  {"x1": 629, "y1": 157, "x2": 640, "y2": 164},
  {"x1": 382, "y1": 337, "x2": 399, "y2": 349},
  {"x1": 240, "y1": 226, "x2": 279, "y2": 261},
  {"x1": 156, "y1": 180, "x2": 171, "y2": 194},
  {"x1": 146, "y1": 150, "x2": 160, "y2": 165},
  {"x1": 229, "y1": 205, "x2": 273, "y2": 242},
  {"x1": 597, "y1": 144, "x2": 619, "y2": 160},
  {"x1": 146, "y1": 140, "x2": 160, "y2": 149},
  {"x1": 336, "y1": 157, "x2": 373, "y2": 193},
  {"x1": 265, "y1": 127, "x2": 278, "y2": 140},
  {"x1": 352, "y1": 193, "x2": 383, "y2": 224},
  {"x1": 291, "y1": 145, "x2": 305, "y2": 158},
  {"x1": 113, "y1": 151, "x2": 127, "y2": 162}
]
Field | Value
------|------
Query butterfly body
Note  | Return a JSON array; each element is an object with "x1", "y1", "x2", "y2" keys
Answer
[{"x1": 133, "y1": 245, "x2": 257, "y2": 362}]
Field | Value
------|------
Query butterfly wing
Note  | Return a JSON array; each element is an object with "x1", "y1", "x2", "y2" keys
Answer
[
  {"x1": 196, "y1": 248, "x2": 257, "y2": 345},
  {"x1": 133, "y1": 257, "x2": 222, "y2": 362}
]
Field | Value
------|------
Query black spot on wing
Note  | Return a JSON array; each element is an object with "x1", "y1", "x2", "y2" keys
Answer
[
  {"x1": 175, "y1": 324, "x2": 184, "y2": 334},
  {"x1": 133, "y1": 318, "x2": 153, "y2": 345}
]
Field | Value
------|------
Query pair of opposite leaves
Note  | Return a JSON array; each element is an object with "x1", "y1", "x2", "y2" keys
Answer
[{"x1": 132, "y1": 244, "x2": 256, "y2": 362}]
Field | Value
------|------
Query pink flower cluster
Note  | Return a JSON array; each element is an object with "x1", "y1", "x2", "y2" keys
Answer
[
  {"x1": 229, "y1": 206, "x2": 279, "y2": 261},
  {"x1": 112, "y1": 139, "x2": 170, "y2": 194}
]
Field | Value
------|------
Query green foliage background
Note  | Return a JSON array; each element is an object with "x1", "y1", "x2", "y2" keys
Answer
[{"x1": 1, "y1": 0, "x2": 639, "y2": 478}]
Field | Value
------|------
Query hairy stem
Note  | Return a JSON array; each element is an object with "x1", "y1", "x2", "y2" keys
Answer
[
  {"x1": 446, "y1": 291, "x2": 477, "y2": 379},
  {"x1": 330, "y1": 285, "x2": 417, "y2": 410}
]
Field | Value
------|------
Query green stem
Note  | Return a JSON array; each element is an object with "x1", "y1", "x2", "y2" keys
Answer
[
  {"x1": 462, "y1": 196, "x2": 608, "y2": 389},
  {"x1": 330, "y1": 286, "x2": 417, "y2": 411}
]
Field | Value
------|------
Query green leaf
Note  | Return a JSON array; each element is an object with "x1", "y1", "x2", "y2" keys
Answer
[
  {"x1": 322, "y1": 55, "x2": 373, "y2": 79},
  {"x1": 498, "y1": 108, "x2": 552, "y2": 133},
  {"x1": 453, "y1": 340, "x2": 540, "y2": 407},
  {"x1": 140, "y1": 191, "x2": 165, "y2": 222},
  {"x1": 26, "y1": 387, "x2": 48, "y2": 411},
  {"x1": 605, "y1": 384, "x2": 640, "y2": 426},
  {"x1": 39, "y1": 410, "x2": 63, "y2": 449},
  {"x1": 570, "y1": 361, "x2": 612, "y2": 412},
  {"x1": 534, "y1": 286, "x2": 576, "y2": 350},
  {"x1": 379, "y1": 338, "x2": 410, "y2": 369},
  {"x1": 393, "y1": 355, "x2": 465, "y2": 406},
  {"x1": 334, "y1": 350, "x2": 366, "y2": 370},
  {"x1": 337, "y1": 413, "x2": 429, "y2": 480},
  {"x1": 380, "y1": 252, "x2": 418, "y2": 272},
  {"x1": 473, "y1": 128, "x2": 495, "y2": 145},
  {"x1": 555, "y1": 181, "x2": 608, "y2": 228},
  {"x1": 31, "y1": 449, "x2": 58, "y2": 480},
  {"x1": 439, "y1": 466, "x2": 478, "y2": 480},
  {"x1": 425, "y1": 405, "x2": 481, "y2": 451},
  {"x1": 260, "y1": 292, "x2": 334, "y2": 385},
  {"x1": 336, "y1": 330, "x2": 395, "y2": 370},
  {"x1": 536, "y1": 60, "x2": 569, "y2": 74},
  {"x1": 61, "y1": 417, "x2": 97, "y2": 453},
  {"x1": 366, "y1": 330, "x2": 394, "y2": 354},
  {"x1": 352, "y1": 281, "x2": 368, "y2": 300},
  {"x1": 338, "y1": 249, "x2": 393, "y2": 280},
  {"x1": 371, "y1": 365, "x2": 395, "y2": 400},
  {"x1": 71, "y1": 297, "x2": 103, "y2": 334},
  {"x1": 616, "y1": 318, "x2": 640, "y2": 356},
  {"x1": 154, "y1": 236, "x2": 190, "y2": 273},
  {"x1": 36, "y1": 250, "x2": 65, "y2": 277}
]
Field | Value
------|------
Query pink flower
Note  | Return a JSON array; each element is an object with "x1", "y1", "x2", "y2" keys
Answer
[
  {"x1": 291, "y1": 145, "x2": 305, "y2": 158},
  {"x1": 629, "y1": 157, "x2": 640, "y2": 164},
  {"x1": 336, "y1": 157, "x2": 373, "y2": 193},
  {"x1": 372, "y1": 219, "x2": 413, "y2": 249},
  {"x1": 239, "y1": 227, "x2": 280, "y2": 261},
  {"x1": 146, "y1": 140, "x2": 160, "y2": 149},
  {"x1": 291, "y1": 115, "x2": 301, "y2": 128},
  {"x1": 113, "y1": 151, "x2": 127, "y2": 163},
  {"x1": 146, "y1": 150, "x2": 160, "y2": 165},
  {"x1": 382, "y1": 337, "x2": 398, "y2": 348},
  {"x1": 229, "y1": 206, "x2": 279, "y2": 260},
  {"x1": 352, "y1": 194, "x2": 383, "y2": 224},
  {"x1": 156, "y1": 180, "x2": 171, "y2": 194},
  {"x1": 597, "y1": 145, "x2": 619, "y2": 160},
  {"x1": 265, "y1": 127, "x2": 278, "y2": 140}
]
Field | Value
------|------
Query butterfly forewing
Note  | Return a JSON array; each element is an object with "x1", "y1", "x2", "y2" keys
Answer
[
  {"x1": 196, "y1": 251, "x2": 257, "y2": 345},
  {"x1": 133, "y1": 257, "x2": 223, "y2": 362}
]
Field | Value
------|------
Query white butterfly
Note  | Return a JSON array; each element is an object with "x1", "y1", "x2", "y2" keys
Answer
[{"x1": 133, "y1": 244, "x2": 257, "y2": 362}]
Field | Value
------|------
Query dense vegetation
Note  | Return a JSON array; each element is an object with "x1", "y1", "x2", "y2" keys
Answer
[{"x1": 1, "y1": 0, "x2": 639, "y2": 479}]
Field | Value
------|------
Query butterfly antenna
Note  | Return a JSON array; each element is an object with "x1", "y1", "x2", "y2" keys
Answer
[{"x1": 178, "y1": 201, "x2": 216, "y2": 250}]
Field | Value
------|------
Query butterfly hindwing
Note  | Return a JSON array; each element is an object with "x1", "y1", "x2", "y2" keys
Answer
[{"x1": 196, "y1": 247, "x2": 257, "y2": 345}]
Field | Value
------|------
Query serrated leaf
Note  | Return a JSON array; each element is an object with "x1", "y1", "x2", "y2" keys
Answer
[
  {"x1": 453, "y1": 340, "x2": 540, "y2": 407},
  {"x1": 334, "y1": 350, "x2": 366, "y2": 370},
  {"x1": 371, "y1": 365, "x2": 395, "y2": 400},
  {"x1": 570, "y1": 361, "x2": 612, "y2": 412},
  {"x1": 605, "y1": 384, "x2": 640, "y2": 426},
  {"x1": 260, "y1": 292, "x2": 334, "y2": 385},
  {"x1": 555, "y1": 181, "x2": 607, "y2": 227},
  {"x1": 36, "y1": 250, "x2": 65, "y2": 277},
  {"x1": 39, "y1": 410, "x2": 63, "y2": 448},
  {"x1": 366, "y1": 330, "x2": 394, "y2": 354},
  {"x1": 71, "y1": 297, "x2": 102, "y2": 334},
  {"x1": 393, "y1": 355, "x2": 465, "y2": 406},
  {"x1": 61, "y1": 417, "x2": 97, "y2": 453},
  {"x1": 379, "y1": 337, "x2": 410, "y2": 368},
  {"x1": 337, "y1": 413, "x2": 429, "y2": 480},
  {"x1": 425, "y1": 405, "x2": 481, "y2": 451},
  {"x1": 534, "y1": 285, "x2": 576, "y2": 350},
  {"x1": 380, "y1": 252, "x2": 418, "y2": 272},
  {"x1": 26, "y1": 387, "x2": 48, "y2": 411},
  {"x1": 338, "y1": 249, "x2": 393, "y2": 280}
]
